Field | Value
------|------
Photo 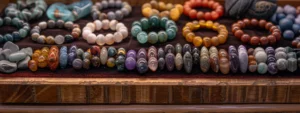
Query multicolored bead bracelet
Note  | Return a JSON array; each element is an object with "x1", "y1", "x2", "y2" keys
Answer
[
  {"x1": 83, "y1": 19, "x2": 128, "y2": 45},
  {"x1": 183, "y1": 20, "x2": 228, "y2": 47},
  {"x1": 0, "y1": 17, "x2": 30, "y2": 43},
  {"x1": 92, "y1": 0, "x2": 132, "y2": 20},
  {"x1": 131, "y1": 16, "x2": 177, "y2": 44},
  {"x1": 31, "y1": 20, "x2": 81, "y2": 45},
  {"x1": 141, "y1": 0, "x2": 183, "y2": 21},
  {"x1": 183, "y1": 0, "x2": 224, "y2": 20},
  {"x1": 232, "y1": 19, "x2": 281, "y2": 46}
]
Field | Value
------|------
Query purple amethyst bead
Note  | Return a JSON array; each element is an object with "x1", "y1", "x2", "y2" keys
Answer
[
  {"x1": 137, "y1": 48, "x2": 147, "y2": 59},
  {"x1": 125, "y1": 57, "x2": 136, "y2": 70},
  {"x1": 165, "y1": 53, "x2": 175, "y2": 71},
  {"x1": 127, "y1": 50, "x2": 136, "y2": 59}
]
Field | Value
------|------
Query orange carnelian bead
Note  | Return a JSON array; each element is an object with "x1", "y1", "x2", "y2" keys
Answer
[
  {"x1": 204, "y1": 12, "x2": 212, "y2": 20},
  {"x1": 170, "y1": 8, "x2": 180, "y2": 21},
  {"x1": 250, "y1": 36, "x2": 260, "y2": 46},
  {"x1": 189, "y1": 9, "x2": 197, "y2": 19},
  {"x1": 32, "y1": 52, "x2": 40, "y2": 62},
  {"x1": 28, "y1": 60, "x2": 38, "y2": 72},
  {"x1": 211, "y1": 11, "x2": 219, "y2": 20},
  {"x1": 186, "y1": 22, "x2": 194, "y2": 30},
  {"x1": 218, "y1": 34, "x2": 227, "y2": 44},
  {"x1": 183, "y1": 30, "x2": 191, "y2": 37},
  {"x1": 186, "y1": 32, "x2": 195, "y2": 42},
  {"x1": 183, "y1": 6, "x2": 191, "y2": 16},
  {"x1": 203, "y1": 37, "x2": 212, "y2": 47},
  {"x1": 193, "y1": 36, "x2": 203, "y2": 47},
  {"x1": 211, "y1": 36, "x2": 219, "y2": 46},
  {"x1": 199, "y1": 20, "x2": 206, "y2": 28},
  {"x1": 196, "y1": 11, "x2": 204, "y2": 20},
  {"x1": 142, "y1": 3, "x2": 152, "y2": 9},
  {"x1": 175, "y1": 4, "x2": 183, "y2": 14},
  {"x1": 38, "y1": 55, "x2": 48, "y2": 68}
]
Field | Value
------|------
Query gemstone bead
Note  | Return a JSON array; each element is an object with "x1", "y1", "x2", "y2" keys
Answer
[
  {"x1": 183, "y1": 52, "x2": 193, "y2": 73},
  {"x1": 137, "y1": 32, "x2": 148, "y2": 44},
  {"x1": 165, "y1": 53, "x2": 175, "y2": 71},
  {"x1": 125, "y1": 57, "x2": 136, "y2": 70},
  {"x1": 175, "y1": 53, "x2": 183, "y2": 70},
  {"x1": 136, "y1": 58, "x2": 148, "y2": 74},
  {"x1": 107, "y1": 57, "x2": 116, "y2": 68}
]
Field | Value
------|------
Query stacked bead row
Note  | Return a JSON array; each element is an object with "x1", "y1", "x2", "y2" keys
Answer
[
  {"x1": 183, "y1": 20, "x2": 228, "y2": 47},
  {"x1": 31, "y1": 20, "x2": 81, "y2": 45},
  {"x1": 91, "y1": 0, "x2": 132, "y2": 20},
  {"x1": 83, "y1": 19, "x2": 128, "y2": 45},
  {"x1": 0, "y1": 17, "x2": 30, "y2": 43},
  {"x1": 131, "y1": 16, "x2": 177, "y2": 44},
  {"x1": 28, "y1": 46, "x2": 59, "y2": 72},
  {"x1": 141, "y1": 0, "x2": 183, "y2": 21}
]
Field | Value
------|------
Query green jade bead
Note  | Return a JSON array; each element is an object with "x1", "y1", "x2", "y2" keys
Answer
[
  {"x1": 160, "y1": 17, "x2": 168, "y2": 28},
  {"x1": 131, "y1": 25, "x2": 142, "y2": 37},
  {"x1": 137, "y1": 31, "x2": 148, "y2": 44},
  {"x1": 158, "y1": 31, "x2": 168, "y2": 43},
  {"x1": 149, "y1": 16, "x2": 159, "y2": 28},
  {"x1": 19, "y1": 29, "x2": 27, "y2": 38},
  {"x1": 166, "y1": 20, "x2": 176, "y2": 28},
  {"x1": 148, "y1": 32, "x2": 158, "y2": 44},
  {"x1": 169, "y1": 25, "x2": 178, "y2": 32},
  {"x1": 132, "y1": 21, "x2": 141, "y2": 27},
  {"x1": 166, "y1": 28, "x2": 176, "y2": 40},
  {"x1": 140, "y1": 18, "x2": 149, "y2": 30}
]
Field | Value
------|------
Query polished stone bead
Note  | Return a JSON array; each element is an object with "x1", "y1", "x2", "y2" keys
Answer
[
  {"x1": 38, "y1": 21, "x2": 47, "y2": 30},
  {"x1": 132, "y1": 21, "x2": 141, "y2": 27},
  {"x1": 160, "y1": 17, "x2": 168, "y2": 28},
  {"x1": 255, "y1": 51, "x2": 267, "y2": 63},
  {"x1": 219, "y1": 57, "x2": 230, "y2": 74},
  {"x1": 193, "y1": 53, "x2": 200, "y2": 65},
  {"x1": 107, "y1": 11, "x2": 116, "y2": 20},
  {"x1": 200, "y1": 55, "x2": 210, "y2": 73},
  {"x1": 56, "y1": 20, "x2": 65, "y2": 28},
  {"x1": 238, "y1": 50, "x2": 248, "y2": 73},
  {"x1": 248, "y1": 60, "x2": 257, "y2": 73},
  {"x1": 183, "y1": 44, "x2": 192, "y2": 54},
  {"x1": 148, "y1": 32, "x2": 158, "y2": 44},
  {"x1": 54, "y1": 35, "x2": 65, "y2": 45},
  {"x1": 91, "y1": 56, "x2": 101, "y2": 67},
  {"x1": 265, "y1": 47, "x2": 275, "y2": 55},
  {"x1": 166, "y1": 28, "x2": 176, "y2": 40},
  {"x1": 116, "y1": 55, "x2": 125, "y2": 71},
  {"x1": 68, "y1": 52, "x2": 76, "y2": 66},
  {"x1": 285, "y1": 46, "x2": 293, "y2": 53},
  {"x1": 64, "y1": 21, "x2": 73, "y2": 30},
  {"x1": 107, "y1": 57, "x2": 116, "y2": 68},
  {"x1": 137, "y1": 32, "x2": 148, "y2": 44},
  {"x1": 83, "y1": 59, "x2": 91, "y2": 70},
  {"x1": 60, "y1": 53, "x2": 68, "y2": 69},
  {"x1": 158, "y1": 48, "x2": 165, "y2": 58},
  {"x1": 100, "y1": 47, "x2": 108, "y2": 65},
  {"x1": 131, "y1": 25, "x2": 142, "y2": 37},
  {"x1": 8, "y1": 51, "x2": 26, "y2": 62},
  {"x1": 0, "y1": 60, "x2": 17, "y2": 73},
  {"x1": 276, "y1": 58, "x2": 288, "y2": 71},
  {"x1": 4, "y1": 34, "x2": 14, "y2": 42},
  {"x1": 175, "y1": 53, "x2": 183, "y2": 70},
  {"x1": 47, "y1": 20, "x2": 56, "y2": 28},
  {"x1": 108, "y1": 47, "x2": 117, "y2": 57},
  {"x1": 165, "y1": 44, "x2": 175, "y2": 54},
  {"x1": 137, "y1": 58, "x2": 148, "y2": 74},
  {"x1": 0, "y1": 35, "x2": 4, "y2": 43},
  {"x1": 288, "y1": 52, "x2": 297, "y2": 59},
  {"x1": 257, "y1": 63, "x2": 268, "y2": 74},
  {"x1": 4, "y1": 17, "x2": 12, "y2": 25},
  {"x1": 12, "y1": 31, "x2": 21, "y2": 41},
  {"x1": 183, "y1": 52, "x2": 193, "y2": 73},
  {"x1": 275, "y1": 51, "x2": 287, "y2": 59},
  {"x1": 148, "y1": 46, "x2": 157, "y2": 58},
  {"x1": 140, "y1": 18, "x2": 149, "y2": 30},
  {"x1": 65, "y1": 35, "x2": 73, "y2": 43},
  {"x1": 287, "y1": 58, "x2": 297, "y2": 72},
  {"x1": 275, "y1": 47, "x2": 287, "y2": 53},
  {"x1": 268, "y1": 62, "x2": 278, "y2": 75},
  {"x1": 72, "y1": 58, "x2": 83, "y2": 70},
  {"x1": 165, "y1": 53, "x2": 175, "y2": 71},
  {"x1": 69, "y1": 45, "x2": 77, "y2": 53},
  {"x1": 127, "y1": 50, "x2": 136, "y2": 58},
  {"x1": 149, "y1": 15, "x2": 159, "y2": 27},
  {"x1": 19, "y1": 28, "x2": 27, "y2": 38},
  {"x1": 158, "y1": 57, "x2": 165, "y2": 70},
  {"x1": 229, "y1": 46, "x2": 239, "y2": 73},
  {"x1": 137, "y1": 48, "x2": 147, "y2": 59},
  {"x1": 117, "y1": 48, "x2": 126, "y2": 56},
  {"x1": 148, "y1": 57, "x2": 158, "y2": 72},
  {"x1": 76, "y1": 48, "x2": 84, "y2": 59},
  {"x1": 267, "y1": 54, "x2": 276, "y2": 64},
  {"x1": 175, "y1": 43, "x2": 182, "y2": 54},
  {"x1": 28, "y1": 60, "x2": 38, "y2": 72},
  {"x1": 158, "y1": 31, "x2": 168, "y2": 43},
  {"x1": 125, "y1": 57, "x2": 136, "y2": 70}
]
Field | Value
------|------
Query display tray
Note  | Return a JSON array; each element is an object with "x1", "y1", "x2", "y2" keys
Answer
[{"x1": 0, "y1": 6, "x2": 298, "y2": 78}]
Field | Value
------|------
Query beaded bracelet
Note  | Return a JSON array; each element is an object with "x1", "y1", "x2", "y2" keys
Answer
[
  {"x1": 292, "y1": 37, "x2": 300, "y2": 48},
  {"x1": 92, "y1": 0, "x2": 132, "y2": 20},
  {"x1": 183, "y1": 0, "x2": 224, "y2": 20},
  {"x1": 0, "y1": 17, "x2": 30, "y2": 43},
  {"x1": 131, "y1": 16, "x2": 177, "y2": 44},
  {"x1": 5, "y1": 0, "x2": 47, "y2": 22},
  {"x1": 141, "y1": 0, "x2": 183, "y2": 21},
  {"x1": 31, "y1": 20, "x2": 81, "y2": 45},
  {"x1": 82, "y1": 19, "x2": 128, "y2": 45},
  {"x1": 183, "y1": 20, "x2": 228, "y2": 47},
  {"x1": 232, "y1": 19, "x2": 281, "y2": 46}
]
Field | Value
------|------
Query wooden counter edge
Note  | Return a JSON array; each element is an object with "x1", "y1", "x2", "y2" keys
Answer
[{"x1": 0, "y1": 77, "x2": 299, "y2": 86}]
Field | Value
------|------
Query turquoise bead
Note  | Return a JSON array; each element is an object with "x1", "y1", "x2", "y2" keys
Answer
[
  {"x1": 132, "y1": 21, "x2": 141, "y2": 27},
  {"x1": 12, "y1": 17, "x2": 20, "y2": 27},
  {"x1": 131, "y1": 25, "x2": 142, "y2": 37},
  {"x1": 0, "y1": 35, "x2": 3, "y2": 43},
  {"x1": 12, "y1": 31, "x2": 21, "y2": 41},
  {"x1": 108, "y1": 47, "x2": 117, "y2": 57},
  {"x1": 140, "y1": 18, "x2": 149, "y2": 30},
  {"x1": 160, "y1": 17, "x2": 168, "y2": 28},
  {"x1": 166, "y1": 20, "x2": 176, "y2": 28},
  {"x1": 158, "y1": 31, "x2": 168, "y2": 43},
  {"x1": 137, "y1": 31, "x2": 148, "y2": 44},
  {"x1": 19, "y1": 29, "x2": 27, "y2": 38},
  {"x1": 4, "y1": 17, "x2": 11, "y2": 25},
  {"x1": 149, "y1": 16, "x2": 159, "y2": 28},
  {"x1": 168, "y1": 25, "x2": 178, "y2": 32},
  {"x1": 148, "y1": 32, "x2": 158, "y2": 44},
  {"x1": 4, "y1": 34, "x2": 13, "y2": 42},
  {"x1": 166, "y1": 28, "x2": 176, "y2": 40},
  {"x1": 0, "y1": 18, "x2": 3, "y2": 26}
]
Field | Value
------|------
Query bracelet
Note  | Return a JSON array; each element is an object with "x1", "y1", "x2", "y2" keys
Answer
[
  {"x1": 82, "y1": 19, "x2": 128, "y2": 45},
  {"x1": 183, "y1": 0, "x2": 224, "y2": 20},
  {"x1": 0, "y1": 17, "x2": 30, "y2": 43},
  {"x1": 232, "y1": 18, "x2": 281, "y2": 46},
  {"x1": 5, "y1": 0, "x2": 47, "y2": 21},
  {"x1": 131, "y1": 16, "x2": 177, "y2": 44},
  {"x1": 92, "y1": 0, "x2": 132, "y2": 20},
  {"x1": 141, "y1": 0, "x2": 183, "y2": 21},
  {"x1": 183, "y1": 20, "x2": 228, "y2": 47},
  {"x1": 31, "y1": 20, "x2": 81, "y2": 45}
]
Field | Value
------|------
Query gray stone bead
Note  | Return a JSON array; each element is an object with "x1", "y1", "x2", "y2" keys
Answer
[
  {"x1": 239, "y1": 51, "x2": 248, "y2": 73},
  {"x1": 101, "y1": 0, "x2": 108, "y2": 9},
  {"x1": 115, "y1": 0, "x2": 122, "y2": 8},
  {"x1": 33, "y1": 26, "x2": 41, "y2": 31},
  {"x1": 183, "y1": 52, "x2": 193, "y2": 73},
  {"x1": 73, "y1": 58, "x2": 83, "y2": 70},
  {"x1": 255, "y1": 51, "x2": 267, "y2": 63},
  {"x1": 30, "y1": 28, "x2": 40, "y2": 34},
  {"x1": 64, "y1": 21, "x2": 73, "y2": 30},
  {"x1": 54, "y1": 35, "x2": 65, "y2": 45},
  {"x1": 4, "y1": 17, "x2": 12, "y2": 25},
  {"x1": 158, "y1": 48, "x2": 165, "y2": 58},
  {"x1": 107, "y1": 11, "x2": 116, "y2": 20},
  {"x1": 108, "y1": 0, "x2": 115, "y2": 7},
  {"x1": 38, "y1": 21, "x2": 47, "y2": 30},
  {"x1": 56, "y1": 20, "x2": 65, "y2": 28},
  {"x1": 92, "y1": 12, "x2": 100, "y2": 20},
  {"x1": 115, "y1": 10, "x2": 124, "y2": 20},
  {"x1": 1, "y1": 49, "x2": 12, "y2": 59},
  {"x1": 275, "y1": 51, "x2": 287, "y2": 59},
  {"x1": 95, "y1": 2, "x2": 103, "y2": 10},
  {"x1": 47, "y1": 20, "x2": 55, "y2": 28},
  {"x1": 37, "y1": 35, "x2": 46, "y2": 44},
  {"x1": 121, "y1": 8, "x2": 130, "y2": 16},
  {"x1": 158, "y1": 57, "x2": 165, "y2": 70},
  {"x1": 3, "y1": 41, "x2": 19, "y2": 53},
  {"x1": 287, "y1": 58, "x2": 297, "y2": 72},
  {"x1": 17, "y1": 56, "x2": 30, "y2": 69},
  {"x1": 276, "y1": 58, "x2": 288, "y2": 71},
  {"x1": 287, "y1": 52, "x2": 297, "y2": 59},
  {"x1": 275, "y1": 47, "x2": 287, "y2": 53},
  {"x1": 0, "y1": 60, "x2": 17, "y2": 73}
]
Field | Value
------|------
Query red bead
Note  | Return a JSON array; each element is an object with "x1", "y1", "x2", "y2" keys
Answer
[
  {"x1": 292, "y1": 40, "x2": 299, "y2": 47},
  {"x1": 258, "y1": 20, "x2": 267, "y2": 28},
  {"x1": 272, "y1": 32, "x2": 281, "y2": 41},
  {"x1": 211, "y1": 11, "x2": 219, "y2": 20},
  {"x1": 195, "y1": 0, "x2": 202, "y2": 7},
  {"x1": 260, "y1": 36, "x2": 269, "y2": 46},
  {"x1": 189, "y1": 9, "x2": 197, "y2": 19},
  {"x1": 207, "y1": 0, "x2": 214, "y2": 8},
  {"x1": 250, "y1": 36, "x2": 260, "y2": 45},
  {"x1": 251, "y1": 19, "x2": 258, "y2": 26},
  {"x1": 183, "y1": 6, "x2": 192, "y2": 16},
  {"x1": 204, "y1": 12, "x2": 212, "y2": 20},
  {"x1": 241, "y1": 34, "x2": 250, "y2": 43},
  {"x1": 237, "y1": 20, "x2": 245, "y2": 28},
  {"x1": 196, "y1": 11, "x2": 204, "y2": 20},
  {"x1": 243, "y1": 18, "x2": 250, "y2": 26},
  {"x1": 265, "y1": 22, "x2": 273, "y2": 30},
  {"x1": 267, "y1": 35, "x2": 277, "y2": 45},
  {"x1": 297, "y1": 43, "x2": 300, "y2": 48},
  {"x1": 234, "y1": 30, "x2": 244, "y2": 39},
  {"x1": 232, "y1": 26, "x2": 240, "y2": 33}
]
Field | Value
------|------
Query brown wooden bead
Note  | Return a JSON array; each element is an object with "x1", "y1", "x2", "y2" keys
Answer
[
  {"x1": 250, "y1": 36, "x2": 259, "y2": 45},
  {"x1": 234, "y1": 30, "x2": 244, "y2": 39},
  {"x1": 250, "y1": 19, "x2": 258, "y2": 26},
  {"x1": 232, "y1": 26, "x2": 240, "y2": 33},
  {"x1": 265, "y1": 22, "x2": 273, "y2": 30},
  {"x1": 297, "y1": 43, "x2": 300, "y2": 48},
  {"x1": 269, "y1": 26, "x2": 278, "y2": 32},
  {"x1": 243, "y1": 18, "x2": 250, "y2": 26},
  {"x1": 267, "y1": 35, "x2": 276, "y2": 45},
  {"x1": 196, "y1": 11, "x2": 204, "y2": 20},
  {"x1": 292, "y1": 40, "x2": 299, "y2": 47},
  {"x1": 258, "y1": 19, "x2": 267, "y2": 28},
  {"x1": 272, "y1": 29, "x2": 281, "y2": 33},
  {"x1": 259, "y1": 36, "x2": 269, "y2": 46},
  {"x1": 272, "y1": 31, "x2": 281, "y2": 41},
  {"x1": 237, "y1": 20, "x2": 245, "y2": 28},
  {"x1": 248, "y1": 55, "x2": 255, "y2": 62},
  {"x1": 241, "y1": 34, "x2": 250, "y2": 43},
  {"x1": 211, "y1": 36, "x2": 219, "y2": 46}
]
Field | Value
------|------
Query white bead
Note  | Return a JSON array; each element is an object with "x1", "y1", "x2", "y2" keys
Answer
[
  {"x1": 113, "y1": 32, "x2": 123, "y2": 43},
  {"x1": 86, "y1": 22, "x2": 95, "y2": 32},
  {"x1": 87, "y1": 34, "x2": 97, "y2": 44},
  {"x1": 96, "y1": 34, "x2": 106, "y2": 46},
  {"x1": 109, "y1": 20, "x2": 118, "y2": 30},
  {"x1": 116, "y1": 23, "x2": 125, "y2": 31},
  {"x1": 82, "y1": 29, "x2": 92, "y2": 40},
  {"x1": 119, "y1": 29, "x2": 128, "y2": 38},
  {"x1": 118, "y1": 26, "x2": 128, "y2": 31},
  {"x1": 94, "y1": 20, "x2": 102, "y2": 31},
  {"x1": 105, "y1": 33, "x2": 114, "y2": 45},
  {"x1": 102, "y1": 19, "x2": 110, "y2": 30},
  {"x1": 83, "y1": 27, "x2": 92, "y2": 32}
]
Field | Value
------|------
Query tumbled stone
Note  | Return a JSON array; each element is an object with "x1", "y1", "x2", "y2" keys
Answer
[
  {"x1": 0, "y1": 60, "x2": 17, "y2": 73},
  {"x1": 8, "y1": 51, "x2": 26, "y2": 62},
  {"x1": 20, "y1": 47, "x2": 33, "y2": 56},
  {"x1": 287, "y1": 58, "x2": 297, "y2": 72},
  {"x1": 1, "y1": 49, "x2": 12, "y2": 59},
  {"x1": 17, "y1": 56, "x2": 30, "y2": 69},
  {"x1": 3, "y1": 41, "x2": 19, "y2": 53}
]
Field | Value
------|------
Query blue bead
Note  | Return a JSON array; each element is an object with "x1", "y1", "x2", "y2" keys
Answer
[
  {"x1": 60, "y1": 53, "x2": 68, "y2": 69},
  {"x1": 276, "y1": 13, "x2": 286, "y2": 21},
  {"x1": 12, "y1": 31, "x2": 21, "y2": 41},
  {"x1": 293, "y1": 24, "x2": 300, "y2": 35},
  {"x1": 284, "y1": 5, "x2": 296, "y2": 15},
  {"x1": 276, "y1": 6, "x2": 284, "y2": 13},
  {"x1": 4, "y1": 34, "x2": 13, "y2": 42},
  {"x1": 60, "y1": 46, "x2": 68, "y2": 53},
  {"x1": 286, "y1": 14, "x2": 295, "y2": 21},
  {"x1": 279, "y1": 18, "x2": 293, "y2": 30},
  {"x1": 270, "y1": 14, "x2": 277, "y2": 24},
  {"x1": 283, "y1": 30, "x2": 295, "y2": 40}
]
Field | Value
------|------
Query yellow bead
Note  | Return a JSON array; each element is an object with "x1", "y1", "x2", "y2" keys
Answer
[
  {"x1": 211, "y1": 36, "x2": 220, "y2": 46},
  {"x1": 170, "y1": 8, "x2": 180, "y2": 21},
  {"x1": 166, "y1": 3, "x2": 173, "y2": 10},
  {"x1": 150, "y1": 0, "x2": 158, "y2": 9},
  {"x1": 203, "y1": 37, "x2": 212, "y2": 47},
  {"x1": 192, "y1": 21, "x2": 200, "y2": 29},
  {"x1": 186, "y1": 32, "x2": 195, "y2": 43},
  {"x1": 38, "y1": 55, "x2": 48, "y2": 68},
  {"x1": 28, "y1": 60, "x2": 38, "y2": 72},
  {"x1": 218, "y1": 34, "x2": 227, "y2": 44},
  {"x1": 107, "y1": 58, "x2": 116, "y2": 68},
  {"x1": 193, "y1": 36, "x2": 203, "y2": 47},
  {"x1": 152, "y1": 9, "x2": 160, "y2": 16},
  {"x1": 175, "y1": 4, "x2": 183, "y2": 14},
  {"x1": 186, "y1": 22, "x2": 194, "y2": 30},
  {"x1": 32, "y1": 52, "x2": 40, "y2": 62},
  {"x1": 206, "y1": 21, "x2": 213, "y2": 29},
  {"x1": 182, "y1": 29, "x2": 191, "y2": 38},
  {"x1": 142, "y1": 7, "x2": 153, "y2": 17},
  {"x1": 158, "y1": 1, "x2": 166, "y2": 11},
  {"x1": 142, "y1": 3, "x2": 152, "y2": 9},
  {"x1": 159, "y1": 11, "x2": 170, "y2": 18},
  {"x1": 199, "y1": 20, "x2": 206, "y2": 28}
]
